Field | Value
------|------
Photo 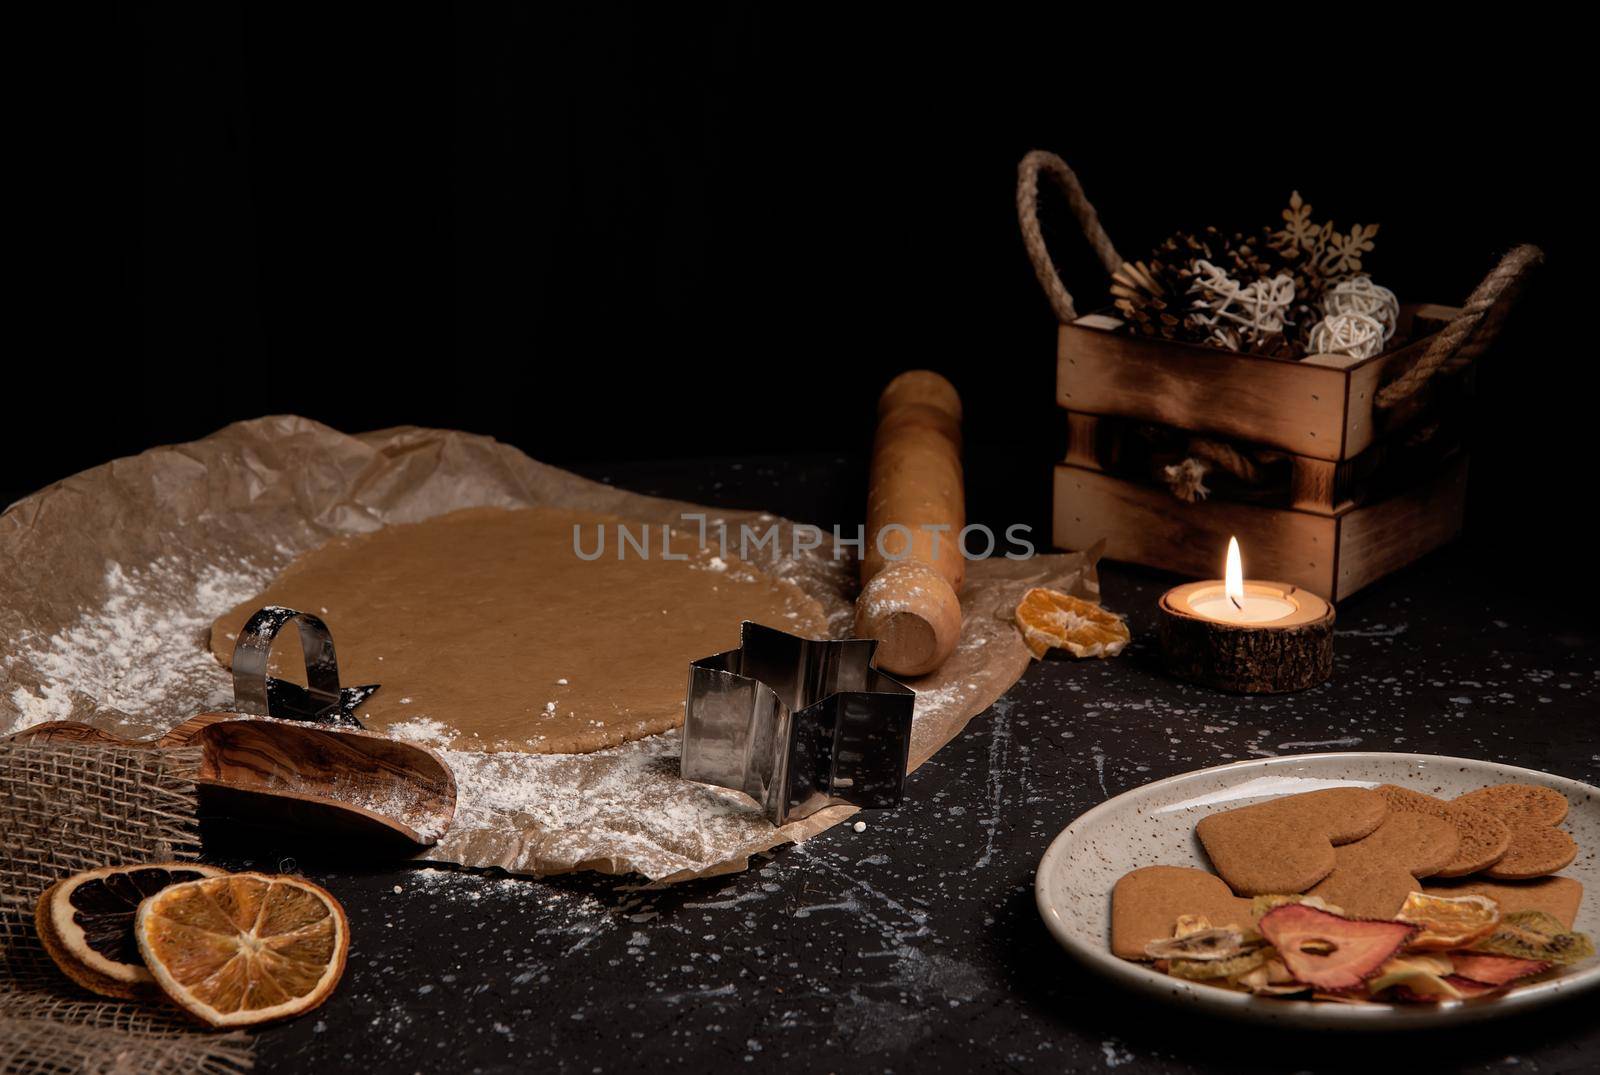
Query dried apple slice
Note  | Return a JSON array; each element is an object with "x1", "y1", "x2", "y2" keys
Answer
[
  {"x1": 1145, "y1": 928, "x2": 1250, "y2": 962},
  {"x1": 1167, "y1": 948, "x2": 1269, "y2": 981},
  {"x1": 1367, "y1": 955, "x2": 1466, "y2": 1000},
  {"x1": 1257, "y1": 904, "x2": 1415, "y2": 991}
]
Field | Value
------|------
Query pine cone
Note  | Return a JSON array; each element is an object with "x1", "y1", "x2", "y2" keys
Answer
[
  {"x1": 1110, "y1": 203, "x2": 1378, "y2": 359},
  {"x1": 1110, "y1": 258, "x2": 1189, "y2": 338}
]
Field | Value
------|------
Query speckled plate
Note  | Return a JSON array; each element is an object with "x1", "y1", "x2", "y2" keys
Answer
[{"x1": 1036, "y1": 753, "x2": 1599, "y2": 1028}]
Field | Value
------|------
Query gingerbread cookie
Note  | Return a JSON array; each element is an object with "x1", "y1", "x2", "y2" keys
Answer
[
  {"x1": 1110, "y1": 866, "x2": 1254, "y2": 960},
  {"x1": 1375, "y1": 784, "x2": 1511, "y2": 877},
  {"x1": 1305, "y1": 812, "x2": 1461, "y2": 919},
  {"x1": 1195, "y1": 788, "x2": 1388, "y2": 896},
  {"x1": 1453, "y1": 784, "x2": 1578, "y2": 879},
  {"x1": 1423, "y1": 876, "x2": 1585, "y2": 930}
]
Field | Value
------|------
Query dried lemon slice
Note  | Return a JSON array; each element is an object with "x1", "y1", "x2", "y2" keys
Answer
[
  {"x1": 1395, "y1": 892, "x2": 1500, "y2": 950},
  {"x1": 35, "y1": 863, "x2": 227, "y2": 999},
  {"x1": 1014, "y1": 588, "x2": 1130, "y2": 659},
  {"x1": 135, "y1": 873, "x2": 348, "y2": 1027}
]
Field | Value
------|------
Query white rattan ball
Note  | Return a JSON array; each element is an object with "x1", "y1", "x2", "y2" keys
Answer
[
  {"x1": 1309, "y1": 312, "x2": 1386, "y2": 360},
  {"x1": 1323, "y1": 275, "x2": 1399, "y2": 342}
]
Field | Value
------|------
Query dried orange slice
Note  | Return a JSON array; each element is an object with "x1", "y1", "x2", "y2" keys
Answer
[
  {"x1": 34, "y1": 862, "x2": 227, "y2": 999},
  {"x1": 1395, "y1": 891, "x2": 1500, "y2": 950},
  {"x1": 1014, "y1": 587, "x2": 1130, "y2": 659},
  {"x1": 135, "y1": 872, "x2": 348, "y2": 1027}
]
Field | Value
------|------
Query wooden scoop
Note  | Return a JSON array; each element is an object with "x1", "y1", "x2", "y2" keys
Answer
[
  {"x1": 8, "y1": 714, "x2": 456, "y2": 847},
  {"x1": 8, "y1": 712, "x2": 227, "y2": 748}
]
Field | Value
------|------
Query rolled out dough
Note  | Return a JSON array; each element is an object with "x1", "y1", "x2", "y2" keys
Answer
[{"x1": 210, "y1": 507, "x2": 828, "y2": 754}]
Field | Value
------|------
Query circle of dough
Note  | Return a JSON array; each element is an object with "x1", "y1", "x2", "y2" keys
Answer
[{"x1": 210, "y1": 507, "x2": 829, "y2": 754}]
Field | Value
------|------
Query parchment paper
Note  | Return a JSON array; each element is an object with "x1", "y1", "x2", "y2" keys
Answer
[{"x1": 0, "y1": 416, "x2": 1097, "y2": 882}]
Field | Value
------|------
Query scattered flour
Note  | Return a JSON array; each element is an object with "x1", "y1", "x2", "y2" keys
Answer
[
  {"x1": 401, "y1": 866, "x2": 608, "y2": 926},
  {"x1": 386, "y1": 716, "x2": 457, "y2": 750},
  {"x1": 429, "y1": 730, "x2": 779, "y2": 878},
  {"x1": 2, "y1": 556, "x2": 273, "y2": 734}
]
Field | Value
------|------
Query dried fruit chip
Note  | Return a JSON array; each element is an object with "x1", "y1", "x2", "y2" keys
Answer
[
  {"x1": 1168, "y1": 948, "x2": 1268, "y2": 981},
  {"x1": 1252, "y1": 894, "x2": 1346, "y2": 919},
  {"x1": 1440, "y1": 975, "x2": 1500, "y2": 998},
  {"x1": 1312, "y1": 991, "x2": 1381, "y2": 1005},
  {"x1": 1013, "y1": 588, "x2": 1130, "y2": 660},
  {"x1": 135, "y1": 873, "x2": 348, "y2": 1027},
  {"x1": 1258, "y1": 904, "x2": 1415, "y2": 991},
  {"x1": 1448, "y1": 952, "x2": 1551, "y2": 987},
  {"x1": 1236, "y1": 957, "x2": 1312, "y2": 996},
  {"x1": 1395, "y1": 892, "x2": 1500, "y2": 950},
  {"x1": 1145, "y1": 928, "x2": 1249, "y2": 962},
  {"x1": 1472, "y1": 910, "x2": 1596, "y2": 965},
  {"x1": 34, "y1": 863, "x2": 227, "y2": 999},
  {"x1": 1367, "y1": 955, "x2": 1463, "y2": 999},
  {"x1": 1500, "y1": 909, "x2": 1570, "y2": 934}
]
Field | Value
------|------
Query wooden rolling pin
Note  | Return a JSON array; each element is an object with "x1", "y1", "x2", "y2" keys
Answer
[{"x1": 855, "y1": 370, "x2": 965, "y2": 676}]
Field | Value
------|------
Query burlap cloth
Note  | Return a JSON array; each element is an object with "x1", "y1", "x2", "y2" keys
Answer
[{"x1": 0, "y1": 744, "x2": 254, "y2": 1074}]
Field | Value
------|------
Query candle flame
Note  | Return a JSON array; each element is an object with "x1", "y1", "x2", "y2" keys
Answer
[{"x1": 1224, "y1": 536, "x2": 1244, "y2": 603}]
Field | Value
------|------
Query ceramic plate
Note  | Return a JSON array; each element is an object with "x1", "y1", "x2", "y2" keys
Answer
[{"x1": 1035, "y1": 753, "x2": 1599, "y2": 1028}]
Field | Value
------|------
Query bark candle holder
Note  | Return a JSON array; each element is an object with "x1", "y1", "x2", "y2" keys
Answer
[{"x1": 1156, "y1": 539, "x2": 1334, "y2": 693}]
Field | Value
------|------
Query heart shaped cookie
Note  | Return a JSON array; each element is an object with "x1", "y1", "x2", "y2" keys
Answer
[
  {"x1": 1305, "y1": 811, "x2": 1461, "y2": 919},
  {"x1": 1423, "y1": 876, "x2": 1584, "y2": 930},
  {"x1": 1110, "y1": 865, "x2": 1255, "y2": 960},
  {"x1": 1195, "y1": 787, "x2": 1388, "y2": 896}
]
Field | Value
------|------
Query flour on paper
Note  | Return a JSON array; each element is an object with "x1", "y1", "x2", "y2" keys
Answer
[{"x1": 2, "y1": 556, "x2": 276, "y2": 735}]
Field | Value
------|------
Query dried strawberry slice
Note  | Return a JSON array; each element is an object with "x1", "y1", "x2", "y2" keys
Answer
[
  {"x1": 1258, "y1": 905, "x2": 1415, "y2": 991},
  {"x1": 1448, "y1": 953, "x2": 1551, "y2": 987}
]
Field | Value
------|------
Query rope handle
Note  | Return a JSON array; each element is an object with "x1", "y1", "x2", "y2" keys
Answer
[
  {"x1": 1373, "y1": 243, "x2": 1544, "y2": 409},
  {"x1": 1016, "y1": 150, "x2": 1124, "y2": 322},
  {"x1": 1018, "y1": 150, "x2": 1541, "y2": 406}
]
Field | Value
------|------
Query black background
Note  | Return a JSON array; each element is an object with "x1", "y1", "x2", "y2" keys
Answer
[{"x1": 11, "y1": 7, "x2": 1588, "y2": 562}]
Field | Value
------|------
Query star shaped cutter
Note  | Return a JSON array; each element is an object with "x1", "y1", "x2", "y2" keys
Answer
[
  {"x1": 681, "y1": 621, "x2": 915, "y2": 826},
  {"x1": 230, "y1": 605, "x2": 380, "y2": 728}
]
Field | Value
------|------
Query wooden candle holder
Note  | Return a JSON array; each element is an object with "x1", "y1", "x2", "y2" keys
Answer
[{"x1": 1157, "y1": 581, "x2": 1334, "y2": 693}]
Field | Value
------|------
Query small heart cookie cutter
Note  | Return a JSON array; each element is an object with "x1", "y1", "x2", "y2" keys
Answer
[{"x1": 681, "y1": 621, "x2": 914, "y2": 826}]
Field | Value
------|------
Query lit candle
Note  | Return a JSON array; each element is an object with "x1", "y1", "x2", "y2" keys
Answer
[
  {"x1": 1156, "y1": 537, "x2": 1336, "y2": 693},
  {"x1": 1185, "y1": 537, "x2": 1298, "y2": 624}
]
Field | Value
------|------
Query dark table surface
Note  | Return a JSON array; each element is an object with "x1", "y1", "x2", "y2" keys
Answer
[{"x1": 234, "y1": 456, "x2": 1600, "y2": 1075}]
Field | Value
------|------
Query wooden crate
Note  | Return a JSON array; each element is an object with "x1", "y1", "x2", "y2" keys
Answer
[
  {"x1": 1053, "y1": 456, "x2": 1468, "y2": 602},
  {"x1": 1052, "y1": 305, "x2": 1472, "y2": 602}
]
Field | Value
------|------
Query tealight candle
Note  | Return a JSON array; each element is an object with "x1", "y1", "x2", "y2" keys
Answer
[
  {"x1": 1182, "y1": 538, "x2": 1299, "y2": 624},
  {"x1": 1157, "y1": 537, "x2": 1335, "y2": 693}
]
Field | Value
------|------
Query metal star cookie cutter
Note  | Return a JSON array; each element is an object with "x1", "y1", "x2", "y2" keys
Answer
[
  {"x1": 231, "y1": 605, "x2": 380, "y2": 729},
  {"x1": 681, "y1": 621, "x2": 915, "y2": 826}
]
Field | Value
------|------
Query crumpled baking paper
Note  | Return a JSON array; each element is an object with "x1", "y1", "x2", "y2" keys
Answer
[{"x1": 0, "y1": 417, "x2": 1097, "y2": 882}]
